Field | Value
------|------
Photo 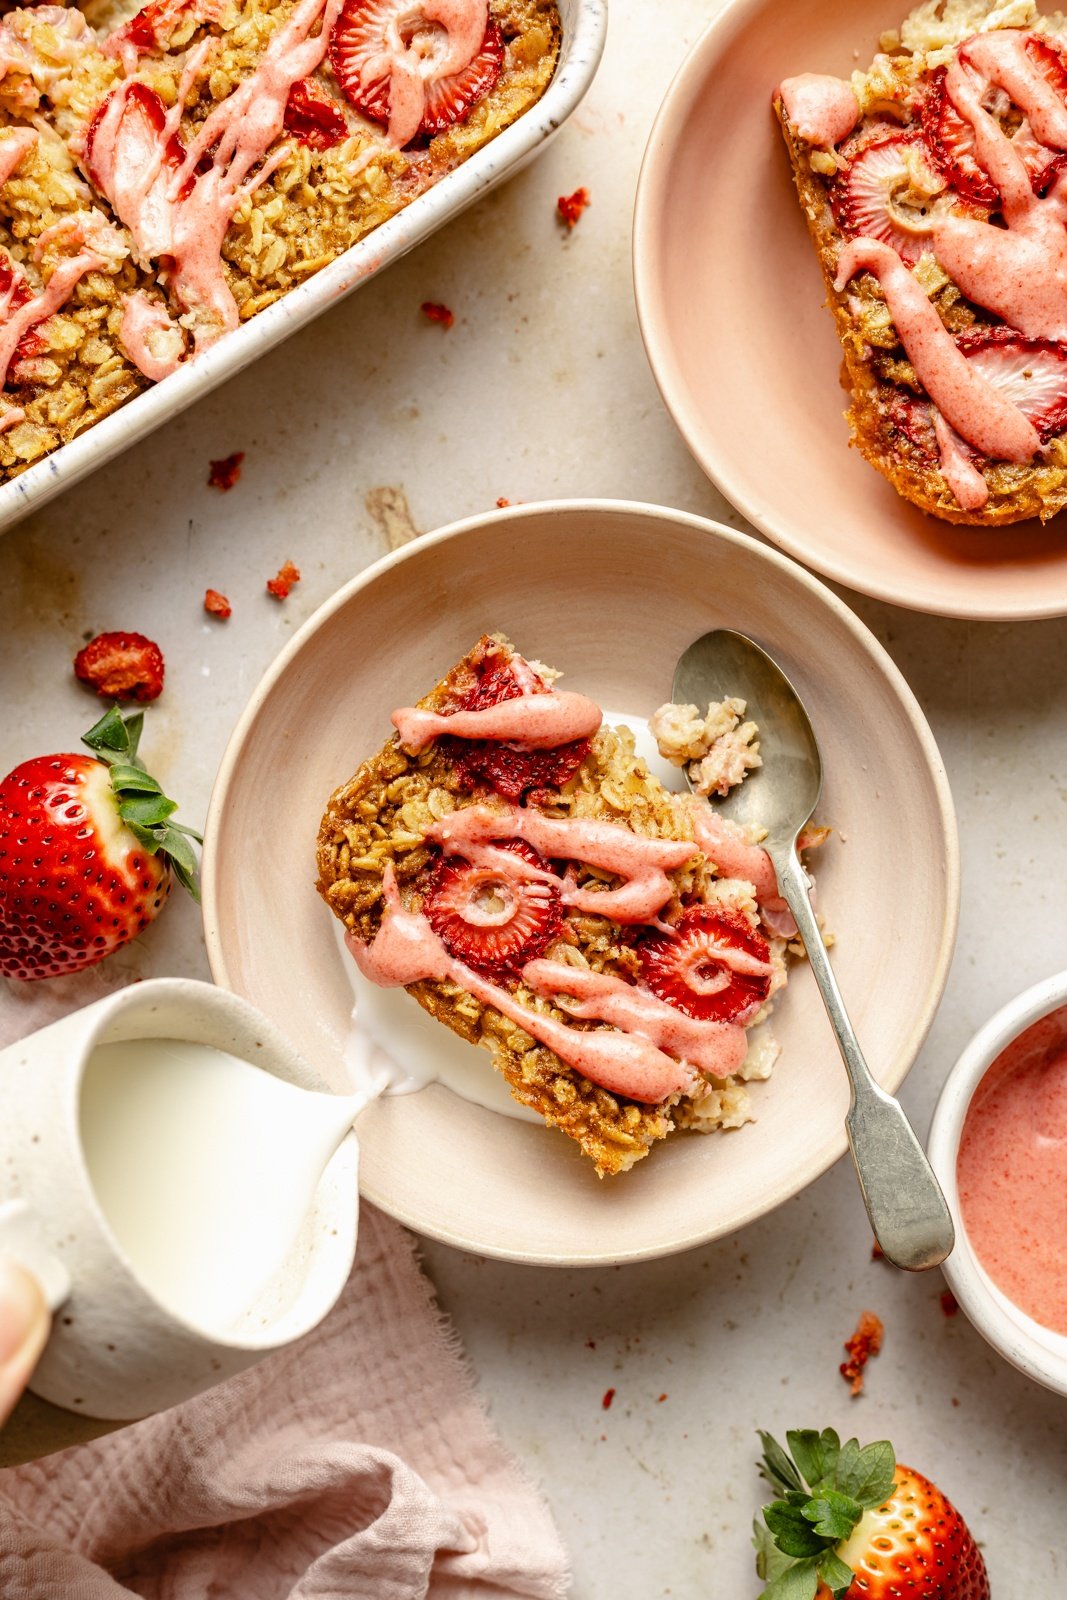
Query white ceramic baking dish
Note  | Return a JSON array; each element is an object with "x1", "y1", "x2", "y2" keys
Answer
[{"x1": 0, "y1": 0, "x2": 606, "y2": 535}]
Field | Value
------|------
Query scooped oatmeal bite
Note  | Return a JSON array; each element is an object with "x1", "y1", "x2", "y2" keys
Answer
[
  {"x1": 316, "y1": 635, "x2": 823, "y2": 1177},
  {"x1": 0, "y1": 0, "x2": 560, "y2": 478}
]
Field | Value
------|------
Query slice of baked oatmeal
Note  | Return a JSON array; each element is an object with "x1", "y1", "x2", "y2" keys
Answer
[{"x1": 317, "y1": 635, "x2": 806, "y2": 1177}]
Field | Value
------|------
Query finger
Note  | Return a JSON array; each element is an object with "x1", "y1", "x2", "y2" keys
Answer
[{"x1": 0, "y1": 1260, "x2": 50, "y2": 1426}]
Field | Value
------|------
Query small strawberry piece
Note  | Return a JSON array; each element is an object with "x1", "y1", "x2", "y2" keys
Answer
[
  {"x1": 444, "y1": 656, "x2": 591, "y2": 802},
  {"x1": 284, "y1": 78, "x2": 348, "y2": 150},
  {"x1": 940, "y1": 1288, "x2": 960, "y2": 1316},
  {"x1": 424, "y1": 838, "x2": 561, "y2": 976},
  {"x1": 840, "y1": 1309, "x2": 884, "y2": 1396},
  {"x1": 421, "y1": 300, "x2": 454, "y2": 329},
  {"x1": 203, "y1": 588, "x2": 232, "y2": 619},
  {"x1": 84, "y1": 82, "x2": 185, "y2": 196},
  {"x1": 829, "y1": 133, "x2": 943, "y2": 266},
  {"x1": 0, "y1": 706, "x2": 201, "y2": 981},
  {"x1": 0, "y1": 255, "x2": 46, "y2": 372},
  {"x1": 207, "y1": 451, "x2": 244, "y2": 491},
  {"x1": 755, "y1": 1426, "x2": 990, "y2": 1600},
  {"x1": 923, "y1": 35, "x2": 1067, "y2": 205},
  {"x1": 74, "y1": 631, "x2": 165, "y2": 703},
  {"x1": 601, "y1": 1388, "x2": 615, "y2": 1410},
  {"x1": 557, "y1": 186, "x2": 591, "y2": 229},
  {"x1": 496, "y1": 496, "x2": 511, "y2": 507},
  {"x1": 266, "y1": 559, "x2": 301, "y2": 600},
  {"x1": 638, "y1": 906, "x2": 771, "y2": 1025},
  {"x1": 329, "y1": 0, "x2": 503, "y2": 142},
  {"x1": 955, "y1": 325, "x2": 1067, "y2": 441}
]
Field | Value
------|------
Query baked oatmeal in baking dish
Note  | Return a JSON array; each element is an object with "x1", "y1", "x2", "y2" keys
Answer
[
  {"x1": 0, "y1": 0, "x2": 560, "y2": 479},
  {"x1": 775, "y1": 0, "x2": 1067, "y2": 525},
  {"x1": 316, "y1": 635, "x2": 823, "y2": 1177}
]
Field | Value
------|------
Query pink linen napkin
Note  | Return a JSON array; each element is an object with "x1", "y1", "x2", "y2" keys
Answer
[{"x1": 0, "y1": 974, "x2": 569, "y2": 1600}]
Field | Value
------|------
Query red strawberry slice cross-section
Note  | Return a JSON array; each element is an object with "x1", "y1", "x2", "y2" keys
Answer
[
  {"x1": 443, "y1": 656, "x2": 592, "y2": 803},
  {"x1": 424, "y1": 837, "x2": 562, "y2": 976},
  {"x1": 284, "y1": 78, "x2": 349, "y2": 149},
  {"x1": 922, "y1": 34, "x2": 1067, "y2": 206},
  {"x1": 956, "y1": 324, "x2": 1067, "y2": 441},
  {"x1": 638, "y1": 905, "x2": 772, "y2": 1025},
  {"x1": 829, "y1": 132, "x2": 945, "y2": 266},
  {"x1": 328, "y1": 0, "x2": 503, "y2": 143}
]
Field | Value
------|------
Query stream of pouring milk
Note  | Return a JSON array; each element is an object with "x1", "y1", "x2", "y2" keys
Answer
[
  {"x1": 340, "y1": 712, "x2": 688, "y2": 1119},
  {"x1": 80, "y1": 1039, "x2": 364, "y2": 1334}
]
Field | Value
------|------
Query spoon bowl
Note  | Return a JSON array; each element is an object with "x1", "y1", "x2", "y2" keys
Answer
[{"x1": 675, "y1": 629, "x2": 955, "y2": 1273}]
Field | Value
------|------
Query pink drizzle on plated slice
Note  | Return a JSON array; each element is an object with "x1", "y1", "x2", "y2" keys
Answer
[
  {"x1": 393, "y1": 689, "x2": 603, "y2": 751},
  {"x1": 778, "y1": 72, "x2": 860, "y2": 147}
]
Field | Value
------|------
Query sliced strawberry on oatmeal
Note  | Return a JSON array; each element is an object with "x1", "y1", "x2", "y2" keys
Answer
[
  {"x1": 639, "y1": 906, "x2": 772, "y2": 1025},
  {"x1": 0, "y1": 256, "x2": 46, "y2": 372},
  {"x1": 956, "y1": 325, "x2": 1067, "y2": 441},
  {"x1": 328, "y1": 0, "x2": 503, "y2": 146},
  {"x1": 922, "y1": 35, "x2": 1067, "y2": 206},
  {"x1": 444, "y1": 657, "x2": 591, "y2": 803},
  {"x1": 829, "y1": 132, "x2": 946, "y2": 266},
  {"x1": 424, "y1": 839, "x2": 562, "y2": 976},
  {"x1": 284, "y1": 78, "x2": 348, "y2": 149}
]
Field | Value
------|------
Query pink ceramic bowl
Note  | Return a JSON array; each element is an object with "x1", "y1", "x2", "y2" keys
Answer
[{"x1": 633, "y1": 0, "x2": 1067, "y2": 621}]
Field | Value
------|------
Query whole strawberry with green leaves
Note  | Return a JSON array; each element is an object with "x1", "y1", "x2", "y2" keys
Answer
[
  {"x1": 754, "y1": 1427, "x2": 990, "y2": 1599},
  {"x1": 0, "y1": 705, "x2": 200, "y2": 980}
]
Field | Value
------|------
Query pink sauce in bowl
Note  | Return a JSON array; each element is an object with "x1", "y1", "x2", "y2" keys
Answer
[{"x1": 957, "y1": 1007, "x2": 1067, "y2": 1336}]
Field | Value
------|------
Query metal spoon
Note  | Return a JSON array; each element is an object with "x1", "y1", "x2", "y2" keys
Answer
[{"x1": 673, "y1": 629, "x2": 954, "y2": 1272}]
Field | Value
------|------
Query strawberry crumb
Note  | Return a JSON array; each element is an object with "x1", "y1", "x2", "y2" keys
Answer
[
  {"x1": 601, "y1": 1388, "x2": 615, "y2": 1410},
  {"x1": 74, "y1": 631, "x2": 164, "y2": 702},
  {"x1": 840, "y1": 1310, "x2": 884, "y2": 1396},
  {"x1": 940, "y1": 1289, "x2": 960, "y2": 1317},
  {"x1": 871, "y1": 1240, "x2": 885, "y2": 1261},
  {"x1": 204, "y1": 588, "x2": 232, "y2": 620},
  {"x1": 657, "y1": 1393, "x2": 668, "y2": 1403},
  {"x1": 496, "y1": 497, "x2": 511, "y2": 508},
  {"x1": 266, "y1": 560, "x2": 301, "y2": 600},
  {"x1": 585, "y1": 1340, "x2": 596, "y2": 1350},
  {"x1": 207, "y1": 451, "x2": 244, "y2": 490},
  {"x1": 557, "y1": 187, "x2": 590, "y2": 229},
  {"x1": 421, "y1": 301, "x2": 454, "y2": 329}
]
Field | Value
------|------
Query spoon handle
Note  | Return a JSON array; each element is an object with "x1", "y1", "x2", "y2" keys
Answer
[{"x1": 774, "y1": 848, "x2": 955, "y2": 1272}]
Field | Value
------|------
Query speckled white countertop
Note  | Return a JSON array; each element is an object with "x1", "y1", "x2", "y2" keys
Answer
[{"x1": 1, "y1": 1, "x2": 1065, "y2": 1593}]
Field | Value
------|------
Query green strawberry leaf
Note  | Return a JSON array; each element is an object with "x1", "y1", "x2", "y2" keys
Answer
[
  {"x1": 837, "y1": 1440, "x2": 896, "y2": 1508},
  {"x1": 760, "y1": 1558, "x2": 820, "y2": 1600},
  {"x1": 787, "y1": 1429, "x2": 840, "y2": 1492},
  {"x1": 763, "y1": 1501, "x2": 828, "y2": 1560},
  {"x1": 801, "y1": 1490, "x2": 862, "y2": 1542},
  {"x1": 758, "y1": 1432, "x2": 805, "y2": 1496},
  {"x1": 817, "y1": 1549, "x2": 856, "y2": 1597},
  {"x1": 82, "y1": 705, "x2": 201, "y2": 901},
  {"x1": 118, "y1": 793, "x2": 178, "y2": 829},
  {"x1": 82, "y1": 704, "x2": 144, "y2": 766},
  {"x1": 753, "y1": 1516, "x2": 795, "y2": 1583}
]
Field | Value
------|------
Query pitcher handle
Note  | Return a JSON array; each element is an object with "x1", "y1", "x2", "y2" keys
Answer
[{"x1": 0, "y1": 1200, "x2": 71, "y2": 1312}]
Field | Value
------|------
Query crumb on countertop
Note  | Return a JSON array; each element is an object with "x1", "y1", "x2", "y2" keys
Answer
[
  {"x1": 421, "y1": 301, "x2": 455, "y2": 329},
  {"x1": 840, "y1": 1310, "x2": 884, "y2": 1396},
  {"x1": 266, "y1": 560, "x2": 301, "y2": 600},
  {"x1": 208, "y1": 452, "x2": 245, "y2": 491},
  {"x1": 204, "y1": 588, "x2": 232, "y2": 620},
  {"x1": 558, "y1": 186, "x2": 591, "y2": 228}
]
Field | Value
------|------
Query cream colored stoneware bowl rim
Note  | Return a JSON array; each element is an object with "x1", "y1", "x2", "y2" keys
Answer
[
  {"x1": 202, "y1": 500, "x2": 960, "y2": 1263},
  {"x1": 631, "y1": 0, "x2": 1067, "y2": 623},
  {"x1": 929, "y1": 972, "x2": 1067, "y2": 1396}
]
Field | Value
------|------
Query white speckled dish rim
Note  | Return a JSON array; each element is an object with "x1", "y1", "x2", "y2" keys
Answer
[
  {"x1": 0, "y1": 0, "x2": 606, "y2": 537},
  {"x1": 201, "y1": 499, "x2": 961, "y2": 1266}
]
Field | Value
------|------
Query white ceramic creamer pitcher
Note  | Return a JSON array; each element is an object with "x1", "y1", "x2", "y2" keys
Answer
[{"x1": 0, "y1": 978, "x2": 360, "y2": 1462}]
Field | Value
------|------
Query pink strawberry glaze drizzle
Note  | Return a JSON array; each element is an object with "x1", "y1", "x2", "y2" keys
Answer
[
  {"x1": 778, "y1": 73, "x2": 860, "y2": 147},
  {"x1": 687, "y1": 801, "x2": 795, "y2": 938},
  {"x1": 425, "y1": 803, "x2": 696, "y2": 925},
  {"x1": 90, "y1": 0, "x2": 343, "y2": 369},
  {"x1": 0, "y1": 406, "x2": 23, "y2": 432},
  {"x1": 834, "y1": 28, "x2": 1067, "y2": 507},
  {"x1": 347, "y1": 866, "x2": 703, "y2": 1103},
  {"x1": 0, "y1": 249, "x2": 104, "y2": 390},
  {"x1": 120, "y1": 289, "x2": 183, "y2": 380},
  {"x1": 932, "y1": 410, "x2": 989, "y2": 510},
  {"x1": 0, "y1": 127, "x2": 36, "y2": 188},
  {"x1": 363, "y1": 0, "x2": 489, "y2": 148},
  {"x1": 393, "y1": 689, "x2": 603, "y2": 752}
]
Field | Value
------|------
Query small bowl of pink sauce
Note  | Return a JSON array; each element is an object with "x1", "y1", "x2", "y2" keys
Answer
[{"x1": 929, "y1": 973, "x2": 1067, "y2": 1396}]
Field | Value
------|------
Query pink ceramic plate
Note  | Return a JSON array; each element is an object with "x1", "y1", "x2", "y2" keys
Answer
[
  {"x1": 202, "y1": 502, "x2": 958, "y2": 1266},
  {"x1": 633, "y1": 0, "x2": 1067, "y2": 621}
]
